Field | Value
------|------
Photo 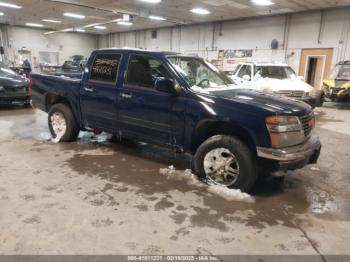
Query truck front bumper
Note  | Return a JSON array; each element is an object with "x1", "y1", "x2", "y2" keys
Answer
[{"x1": 257, "y1": 134, "x2": 321, "y2": 170}]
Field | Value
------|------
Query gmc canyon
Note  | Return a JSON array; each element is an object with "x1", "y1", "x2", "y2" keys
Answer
[{"x1": 31, "y1": 49, "x2": 321, "y2": 192}]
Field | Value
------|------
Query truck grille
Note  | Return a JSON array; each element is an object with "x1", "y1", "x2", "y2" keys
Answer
[
  {"x1": 3, "y1": 86, "x2": 27, "y2": 95},
  {"x1": 278, "y1": 90, "x2": 305, "y2": 98},
  {"x1": 299, "y1": 112, "x2": 314, "y2": 137}
]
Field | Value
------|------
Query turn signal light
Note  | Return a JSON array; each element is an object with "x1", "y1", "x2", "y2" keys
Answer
[{"x1": 266, "y1": 116, "x2": 279, "y2": 125}]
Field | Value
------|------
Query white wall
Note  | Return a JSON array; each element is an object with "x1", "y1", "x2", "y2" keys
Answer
[
  {"x1": 98, "y1": 7, "x2": 350, "y2": 73},
  {"x1": 1, "y1": 25, "x2": 98, "y2": 66}
]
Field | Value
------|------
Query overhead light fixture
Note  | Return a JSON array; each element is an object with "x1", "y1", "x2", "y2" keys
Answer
[
  {"x1": 251, "y1": 0, "x2": 275, "y2": 6},
  {"x1": 138, "y1": 0, "x2": 161, "y2": 3},
  {"x1": 62, "y1": 28, "x2": 73, "y2": 32},
  {"x1": 0, "y1": 1, "x2": 22, "y2": 8},
  {"x1": 149, "y1": 15, "x2": 166, "y2": 21},
  {"x1": 190, "y1": 8, "x2": 211, "y2": 15},
  {"x1": 42, "y1": 19, "x2": 61, "y2": 24},
  {"x1": 117, "y1": 21, "x2": 133, "y2": 26},
  {"x1": 0, "y1": 12, "x2": 4, "y2": 16},
  {"x1": 26, "y1": 23, "x2": 44, "y2": 28},
  {"x1": 63, "y1": 12, "x2": 85, "y2": 19},
  {"x1": 123, "y1": 14, "x2": 130, "y2": 21},
  {"x1": 94, "y1": 25, "x2": 106, "y2": 30}
]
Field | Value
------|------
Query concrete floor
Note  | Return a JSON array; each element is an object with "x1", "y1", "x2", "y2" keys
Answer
[{"x1": 0, "y1": 103, "x2": 349, "y2": 257}]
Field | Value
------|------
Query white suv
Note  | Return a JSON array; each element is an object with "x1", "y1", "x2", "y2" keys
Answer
[{"x1": 230, "y1": 62, "x2": 319, "y2": 107}]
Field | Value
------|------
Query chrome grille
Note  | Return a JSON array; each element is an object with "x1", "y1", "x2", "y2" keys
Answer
[
  {"x1": 3, "y1": 86, "x2": 27, "y2": 94},
  {"x1": 278, "y1": 90, "x2": 305, "y2": 98},
  {"x1": 299, "y1": 112, "x2": 314, "y2": 137}
]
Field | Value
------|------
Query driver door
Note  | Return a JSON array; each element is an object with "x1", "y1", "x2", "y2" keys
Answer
[{"x1": 118, "y1": 54, "x2": 178, "y2": 146}]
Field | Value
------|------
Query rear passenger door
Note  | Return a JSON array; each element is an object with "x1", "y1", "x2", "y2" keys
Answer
[
  {"x1": 80, "y1": 53, "x2": 121, "y2": 132},
  {"x1": 118, "y1": 54, "x2": 176, "y2": 146}
]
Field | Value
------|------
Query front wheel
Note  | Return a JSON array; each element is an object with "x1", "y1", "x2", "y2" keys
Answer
[
  {"x1": 193, "y1": 135, "x2": 257, "y2": 192},
  {"x1": 48, "y1": 103, "x2": 79, "y2": 142},
  {"x1": 315, "y1": 91, "x2": 325, "y2": 107}
]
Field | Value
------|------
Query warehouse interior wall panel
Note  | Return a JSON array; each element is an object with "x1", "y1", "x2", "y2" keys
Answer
[{"x1": 97, "y1": 7, "x2": 350, "y2": 74}]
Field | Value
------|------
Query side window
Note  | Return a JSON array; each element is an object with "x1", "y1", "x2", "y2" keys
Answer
[
  {"x1": 125, "y1": 55, "x2": 173, "y2": 88},
  {"x1": 237, "y1": 65, "x2": 252, "y2": 80},
  {"x1": 89, "y1": 53, "x2": 121, "y2": 84},
  {"x1": 237, "y1": 65, "x2": 247, "y2": 78}
]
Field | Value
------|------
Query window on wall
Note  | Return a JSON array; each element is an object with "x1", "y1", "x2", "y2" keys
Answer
[
  {"x1": 39, "y1": 51, "x2": 59, "y2": 65},
  {"x1": 125, "y1": 55, "x2": 173, "y2": 88},
  {"x1": 89, "y1": 53, "x2": 121, "y2": 84}
]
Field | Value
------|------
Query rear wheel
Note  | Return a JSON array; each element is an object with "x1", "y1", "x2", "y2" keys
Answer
[
  {"x1": 48, "y1": 103, "x2": 79, "y2": 142},
  {"x1": 193, "y1": 135, "x2": 257, "y2": 192},
  {"x1": 23, "y1": 99, "x2": 32, "y2": 108}
]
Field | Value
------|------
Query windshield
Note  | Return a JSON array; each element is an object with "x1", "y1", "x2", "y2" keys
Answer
[
  {"x1": 254, "y1": 66, "x2": 297, "y2": 80},
  {"x1": 168, "y1": 56, "x2": 233, "y2": 90},
  {"x1": 0, "y1": 65, "x2": 17, "y2": 78},
  {"x1": 329, "y1": 64, "x2": 350, "y2": 80}
]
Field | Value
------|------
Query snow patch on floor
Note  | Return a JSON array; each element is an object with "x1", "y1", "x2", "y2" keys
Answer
[
  {"x1": 310, "y1": 166, "x2": 321, "y2": 171},
  {"x1": 207, "y1": 184, "x2": 254, "y2": 203},
  {"x1": 0, "y1": 120, "x2": 13, "y2": 140},
  {"x1": 51, "y1": 133, "x2": 63, "y2": 143},
  {"x1": 159, "y1": 166, "x2": 254, "y2": 203}
]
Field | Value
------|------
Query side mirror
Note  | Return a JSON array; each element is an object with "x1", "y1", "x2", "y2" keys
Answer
[
  {"x1": 155, "y1": 77, "x2": 177, "y2": 95},
  {"x1": 242, "y1": 75, "x2": 251, "y2": 81}
]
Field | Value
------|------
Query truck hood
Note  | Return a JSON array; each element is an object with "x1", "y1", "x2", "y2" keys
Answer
[
  {"x1": 254, "y1": 78, "x2": 313, "y2": 92},
  {"x1": 0, "y1": 75, "x2": 28, "y2": 87},
  {"x1": 206, "y1": 88, "x2": 311, "y2": 116}
]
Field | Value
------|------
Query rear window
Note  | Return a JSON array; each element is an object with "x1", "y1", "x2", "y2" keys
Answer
[{"x1": 89, "y1": 53, "x2": 121, "y2": 84}]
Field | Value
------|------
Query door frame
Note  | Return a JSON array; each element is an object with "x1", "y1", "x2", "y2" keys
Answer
[
  {"x1": 299, "y1": 48, "x2": 333, "y2": 89},
  {"x1": 303, "y1": 55, "x2": 326, "y2": 87}
]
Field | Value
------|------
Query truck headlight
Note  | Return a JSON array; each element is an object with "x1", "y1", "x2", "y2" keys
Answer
[{"x1": 266, "y1": 116, "x2": 305, "y2": 148}]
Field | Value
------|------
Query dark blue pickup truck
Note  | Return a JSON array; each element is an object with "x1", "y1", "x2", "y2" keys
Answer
[{"x1": 31, "y1": 48, "x2": 321, "y2": 192}]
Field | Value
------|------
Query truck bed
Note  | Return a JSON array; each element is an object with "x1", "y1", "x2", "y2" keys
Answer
[{"x1": 31, "y1": 73, "x2": 82, "y2": 118}]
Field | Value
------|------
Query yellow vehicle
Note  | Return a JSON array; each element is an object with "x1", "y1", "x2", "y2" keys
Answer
[{"x1": 322, "y1": 61, "x2": 350, "y2": 104}]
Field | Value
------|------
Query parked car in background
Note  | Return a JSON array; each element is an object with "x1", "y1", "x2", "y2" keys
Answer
[
  {"x1": 322, "y1": 60, "x2": 350, "y2": 103},
  {"x1": 31, "y1": 49, "x2": 321, "y2": 192},
  {"x1": 230, "y1": 62, "x2": 322, "y2": 108},
  {"x1": 62, "y1": 60, "x2": 82, "y2": 73},
  {"x1": 0, "y1": 64, "x2": 31, "y2": 106}
]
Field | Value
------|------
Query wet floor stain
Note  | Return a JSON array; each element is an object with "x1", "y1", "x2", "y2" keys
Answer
[
  {"x1": 154, "y1": 197, "x2": 175, "y2": 211},
  {"x1": 169, "y1": 212, "x2": 187, "y2": 224},
  {"x1": 91, "y1": 218, "x2": 114, "y2": 227},
  {"x1": 22, "y1": 216, "x2": 41, "y2": 224},
  {"x1": 3, "y1": 106, "x2": 350, "y2": 239},
  {"x1": 61, "y1": 138, "x2": 350, "y2": 232}
]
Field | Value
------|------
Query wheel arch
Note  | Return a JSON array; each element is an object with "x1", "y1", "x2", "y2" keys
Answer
[
  {"x1": 190, "y1": 119, "x2": 257, "y2": 155},
  {"x1": 45, "y1": 93, "x2": 80, "y2": 125}
]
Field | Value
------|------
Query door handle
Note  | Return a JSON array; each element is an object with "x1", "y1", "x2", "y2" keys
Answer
[
  {"x1": 121, "y1": 93, "x2": 133, "y2": 99},
  {"x1": 84, "y1": 87, "x2": 95, "y2": 93}
]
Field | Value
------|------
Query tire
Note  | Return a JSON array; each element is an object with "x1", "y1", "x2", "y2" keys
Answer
[
  {"x1": 315, "y1": 91, "x2": 325, "y2": 107},
  {"x1": 193, "y1": 135, "x2": 257, "y2": 192},
  {"x1": 48, "y1": 103, "x2": 79, "y2": 142},
  {"x1": 23, "y1": 100, "x2": 32, "y2": 108}
]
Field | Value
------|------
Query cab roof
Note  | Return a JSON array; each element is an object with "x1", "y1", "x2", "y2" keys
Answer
[
  {"x1": 94, "y1": 48, "x2": 180, "y2": 56},
  {"x1": 238, "y1": 62, "x2": 288, "y2": 67}
]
